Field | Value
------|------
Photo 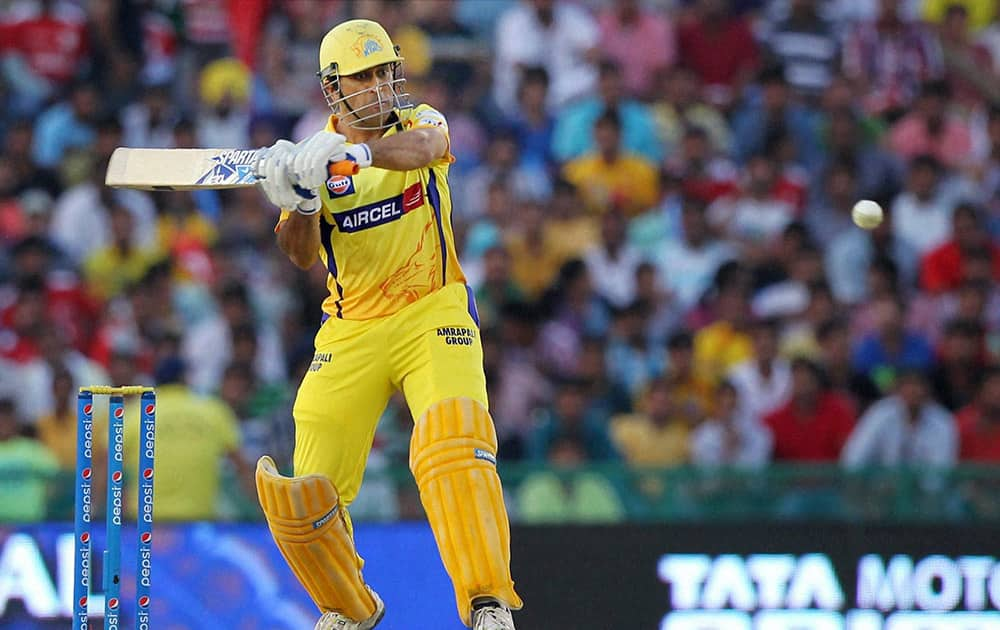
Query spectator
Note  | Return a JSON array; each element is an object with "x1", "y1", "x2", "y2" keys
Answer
[
  {"x1": 707, "y1": 153, "x2": 797, "y2": 260},
  {"x1": 535, "y1": 258, "x2": 611, "y2": 378},
  {"x1": 493, "y1": 0, "x2": 599, "y2": 115},
  {"x1": 583, "y1": 210, "x2": 643, "y2": 309},
  {"x1": 764, "y1": 0, "x2": 839, "y2": 98},
  {"x1": 651, "y1": 197, "x2": 735, "y2": 313},
  {"x1": 806, "y1": 159, "x2": 862, "y2": 244},
  {"x1": 826, "y1": 210, "x2": 919, "y2": 306},
  {"x1": 731, "y1": 64, "x2": 822, "y2": 169},
  {"x1": 935, "y1": 3, "x2": 999, "y2": 110},
  {"x1": 0, "y1": 397, "x2": 58, "y2": 522},
  {"x1": 888, "y1": 81, "x2": 973, "y2": 170},
  {"x1": 596, "y1": 0, "x2": 675, "y2": 99},
  {"x1": 957, "y1": 367, "x2": 1000, "y2": 461},
  {"x1": 661, "y1": 125, "x2": 739, "y2": 206},
  {"x1": 182, "y1": 280, "x2": 285, "y2": 393},
  {"x1": 528, "y1": 377, "x2": 618, "y2": 462},
  {"x1": 765, "y1": 358, "x2": 856, "y2": 461},
  {"x1": 890, "y1": 154, "x2": 963, "y2": 256},
  {"x1": 650, "y1": 67, "x2": 732, "y2": 158},
  {"x1": 920, "y1": 202, "x2": 1000, "y2": 293},
  {"x1": 0, "y1": 0, "x2": 88, "y2": 114},
  {"x1": 852, "y1": 294, "x2": 935, "y2": 393},
  {"x1": 663, "y1": 331, "x2": 714, "y2": 419},
  {"x1": 841, "y1": 369, "x2": 957, "y2": 468},
  {"x1": 472, "y1": 245, "x2": 525, "y2": 332},
  {"x1": 120, "y1": 82, "x2": 180, "y2": 149},
  {"x1": 34, "y1": 365, "x2": 79, "y2": 469},
  {"x1": 690, "y1": 380, "x2": 772, "y2": 468},
  {"x1": 31, "y1": 81, "x2": 100, "y2": 169},
  {"x1": 504, "y1": 67, "x2": 556, "y2": 171},
  {"x1": 83, "y1": 203, "x2": 163, "y2": 302},
  {"x1": 842, "y1": 1, "x2": 942, "y2": 117},
  {"x1": 816, "y1": 318, "x2": 882, "y2": 412},
  {"x1": 930, "y1": 319, "x2": 986, "y2": 411},
  {"x1": 816, "y1": 102, "x2": 902, "y2": 202},
  {"x1": 553, "y1": 59, "x2": 663, "y2": 165},
  {"x1": 459, "y1": 135, "x2": 550, "y2": 221},
  {"x1": 610, "y1": 377, "x2": 691, "y2": 467},
  {"x1": 516, "y1": 436, "x2": 625, "y2": 524},
  {"x1": 727, "y1": 318, "x2": 793, "y2": 421},
  {"x1": 562, "y1": 108, "x2": 660, "y2": 216},
  {"x1": 693, "y1": 263, "x2": 755, "y2": 384},
  {"x1": 504, "y1": 201, "x2": 567, "y2": 300},
  {"x1": 605, "y1": 301, "x2": 664, "y2": 401},
  {"x1": 676, "y1": 0, "x2": 760, "y2": 108},
  {"x1": 490, "y1": 302, "x2": 552, "y2": 448},
  {"x1": 127, "y1": 356, "x2": 253, "y2": 520}
]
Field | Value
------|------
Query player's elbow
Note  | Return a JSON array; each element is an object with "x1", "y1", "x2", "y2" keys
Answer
[
  {"x1": 288, "y1": 251, "x2": 318, "y2": 270},
  {"x1": 414, "y1": 129, "x2": 447, "y2": 165}
]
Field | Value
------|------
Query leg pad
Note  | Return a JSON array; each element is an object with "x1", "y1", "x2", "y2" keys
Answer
[
  {"x1": 256, "y1": 456, "x2": 377, "y2": 621},
  {"x1": 410, "y1": 398, "x2": 523, "y2": 625}
]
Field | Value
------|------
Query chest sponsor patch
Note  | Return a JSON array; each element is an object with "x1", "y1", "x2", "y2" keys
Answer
[
  {"x1": 333, "y1": 182, "x2": 424, "y2": 233},
  {"x1": 326, "y1": 173, "x2": 355, "y2": 197}
]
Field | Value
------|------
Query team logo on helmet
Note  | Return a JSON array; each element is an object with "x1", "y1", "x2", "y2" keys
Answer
[{"x1": 352, "y1": 36, "x2": 383, "y2": 58}]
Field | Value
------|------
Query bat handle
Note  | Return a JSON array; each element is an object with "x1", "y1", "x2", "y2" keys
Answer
[{"x1": 328, "y1": 160, "x2": 360, "y2": 176}]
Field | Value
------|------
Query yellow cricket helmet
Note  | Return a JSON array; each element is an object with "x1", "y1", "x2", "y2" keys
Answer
[{"x1": 318, "y1": 19, "x2": 410, "y2": 129}]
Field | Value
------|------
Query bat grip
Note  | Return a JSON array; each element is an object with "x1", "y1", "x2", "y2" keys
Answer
[{"x1": 328, "y1": 160, "x2": 360, "y2": 176}]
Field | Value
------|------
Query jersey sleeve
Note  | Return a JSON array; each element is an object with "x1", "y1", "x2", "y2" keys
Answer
[{"x1": 405, "y1": 104, "x2": 454, "y2": 166}]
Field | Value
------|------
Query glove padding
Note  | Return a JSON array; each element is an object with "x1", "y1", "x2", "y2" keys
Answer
[
  {"x1": 292, "y1": 131, "x2": 347, "y2": 191},
  {"x1": 256, "y1": 140, "x2": 321, "y2": 214}
]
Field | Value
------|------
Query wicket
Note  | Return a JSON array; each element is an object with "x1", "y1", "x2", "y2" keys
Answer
[{"x1": 73, "y1": 386, "x2": 157, "y2": 630}]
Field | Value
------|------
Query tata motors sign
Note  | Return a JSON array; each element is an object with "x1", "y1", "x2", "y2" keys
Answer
[
  {"x1": 509, "y1": 524, "x2": 1000, "y2": 630},
  {"x1": 659, "y1": 553, "x2": 1000, "y2": 629}
]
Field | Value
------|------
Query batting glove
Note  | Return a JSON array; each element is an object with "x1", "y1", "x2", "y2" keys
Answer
[
  {"x1": 291, "y1": 130, "x2": 347, "y2": 191},
  {"x1": 342, "y1": 142, "x2": 373, "y2": 168},
  {"x1": 256, "y1": 140, "x2": 322, "y2": 215}
]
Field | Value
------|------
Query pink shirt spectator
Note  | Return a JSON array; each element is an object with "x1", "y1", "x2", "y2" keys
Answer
[
  {"x1": 888, "y1": 114, "x2": 973, "y2": 169},
  {"x1": 598, "y1": 8, "x2": 675, "y2": 98}
]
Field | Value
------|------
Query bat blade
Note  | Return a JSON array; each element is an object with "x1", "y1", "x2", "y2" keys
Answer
[
  {"x1": 105, "y1": 148, "x2": 261, "y2": 190},
  {"x1": 105, "y1": 147, "x2": 361, "y2": 191}
]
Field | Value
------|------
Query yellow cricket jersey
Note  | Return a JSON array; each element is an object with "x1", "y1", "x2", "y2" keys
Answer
[{"x1": 277, "y1": 104, "x2": 466, "y2": 320}]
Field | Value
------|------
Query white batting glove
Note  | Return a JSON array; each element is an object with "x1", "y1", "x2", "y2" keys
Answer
[
  {"x1": 256, "y1": 140, "x2": 321, "y2": 215},
  {"x1": 291, "y1": 130, "x2": 347, "y2": 191},
  {"x1": 343, "y1": 143, "x2": 373, "y2": 168}
]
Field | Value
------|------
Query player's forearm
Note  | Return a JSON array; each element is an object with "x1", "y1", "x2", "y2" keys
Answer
[
  {"x1": 277, "y1": 211, "x2": 321, "y2": 269},
  {"x1": 366, "y1": 128, "x2": 447, "y2": 171}
]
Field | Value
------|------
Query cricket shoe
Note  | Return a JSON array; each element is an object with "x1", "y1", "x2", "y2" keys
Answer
[
  {"x1": 471, "y1": 600, "x2": 515, "y2": 630},
  {"x1": 314, "y1": 588, "x2": 385, "y2": 630}
]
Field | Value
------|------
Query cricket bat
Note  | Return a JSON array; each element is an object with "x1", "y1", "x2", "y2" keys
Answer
[{"x1": 105, "y1": 147, "x2": 360, "y2": 191}]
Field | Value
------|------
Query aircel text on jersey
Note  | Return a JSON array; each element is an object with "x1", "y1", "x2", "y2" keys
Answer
[{"x1": 333, "y1": 182, "x2": 424, "y2": 233}]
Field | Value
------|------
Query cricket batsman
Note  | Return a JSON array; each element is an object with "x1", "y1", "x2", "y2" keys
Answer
[{"x1": 252, "y1": 19, "x2": 522, "y2": 630}]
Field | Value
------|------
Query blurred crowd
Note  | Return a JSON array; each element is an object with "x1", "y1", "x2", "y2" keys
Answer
[{"x1": 1, "y1": 0, "x2": 1000, "y2": 522}]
